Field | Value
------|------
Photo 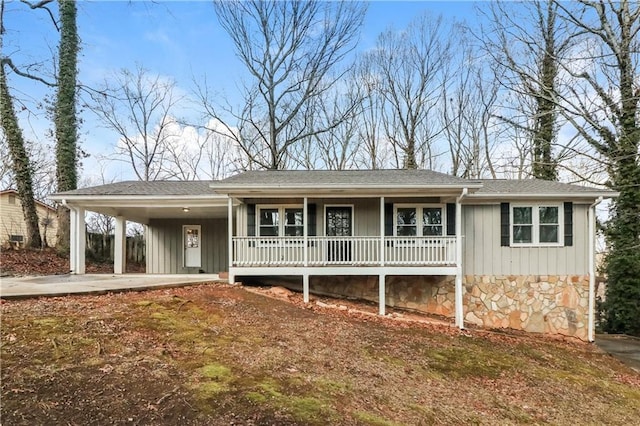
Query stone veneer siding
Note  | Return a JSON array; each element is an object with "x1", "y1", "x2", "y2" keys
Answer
[
  {"x1": 309, "y1": 275, "x2": 455, "y2": 316},
  {"x1": 308, "y1": 274, "x2": 590, "y2": 340},
  {"x1": 463, "y1": 275, "x2": 590, "y2": 340}
]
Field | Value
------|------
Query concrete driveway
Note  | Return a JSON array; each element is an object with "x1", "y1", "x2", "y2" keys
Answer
[
  {"x1": 596, "y1": 334, "x2": 640, "y2": 372},
  {"x1": 0, "y1": 274, "x2": 223, "y2": 299}
]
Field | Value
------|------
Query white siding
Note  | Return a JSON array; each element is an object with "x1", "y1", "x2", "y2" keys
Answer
[
  {"x1": 462, "y1": 203, "x2": 589, "y2": 275},
  {"x1": 146, "y1": 218, "x2": 228, "y2": 273}
]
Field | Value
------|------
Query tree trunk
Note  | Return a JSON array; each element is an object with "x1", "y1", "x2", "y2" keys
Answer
[
  {"x1": 0, "y1": 65, "x2": 42, "y2": 249},
  {"x1": 54, "y1": 0, "x2": 79, "y2": 253}
]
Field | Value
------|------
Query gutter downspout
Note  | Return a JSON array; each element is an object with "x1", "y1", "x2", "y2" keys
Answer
[
  {"x1": 455, "y1": 187, "x2": 468, "y2": 329},
  {"x1": 588, "y1": 196, "x2": 603, "y2": 342}
]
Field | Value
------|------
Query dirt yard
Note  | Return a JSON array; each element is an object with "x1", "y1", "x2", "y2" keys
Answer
[
  {"x1": 1, "y1": 283, "x2": 639, "y2": 425},
  {"x1": 0, "y1": 247, "x2": 144, "y2": 276}
]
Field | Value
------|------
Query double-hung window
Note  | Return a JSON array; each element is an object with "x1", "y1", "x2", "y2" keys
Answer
[
  {"x1": 511, "y1": 204, "x2": 561, "y2": 246},
  {"x1": 257, "y1": 205, "x2": 304, "y2": 238},
  {"x1": 395, "y1": 205, "x2": 444, "y2": 237}
]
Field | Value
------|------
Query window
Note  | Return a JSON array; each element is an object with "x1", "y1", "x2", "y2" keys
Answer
[
  {"x1": 511, "y1": 204, "x2": 561, "y2": 246},
  {"x1": 8, "y1": 194, "x2": 16, "y2": 204},
  {"x1": 258, "y1": 205, "x2": 303, "y2": 237},
  {"x1": 394, "y1": 205, "x2": 444, "y2": 237}
]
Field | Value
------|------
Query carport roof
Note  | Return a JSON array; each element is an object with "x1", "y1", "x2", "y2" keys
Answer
[{"x1": 51, "y1": 180, "x2": 218, "y2": 197}]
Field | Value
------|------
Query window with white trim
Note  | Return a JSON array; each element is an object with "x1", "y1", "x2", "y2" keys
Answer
[
  {"x1": 394, "y1": 205, "x2": 444, "y2": 237},
  {"x1": 258, "y1": 205, "x2": 303, "y2": 237},
  {"x1": 511, "y1": 204, "x2": 562, "y2": 245}
]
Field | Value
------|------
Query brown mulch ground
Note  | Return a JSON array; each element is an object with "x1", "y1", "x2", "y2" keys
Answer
[
  {"x1": 0, "y1": 247, "x2": 145, "y2": 276},
  {"x1": 2, "y1": 283, "x2": 639, "y2": 425}
]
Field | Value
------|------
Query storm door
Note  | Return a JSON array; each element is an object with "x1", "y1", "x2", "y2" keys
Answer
[
  {"x1": 325, "y1": 206, "x2": 352, "y2": 262},
  {"x1": 183, "y1": 225, "x2": 202, "y2": 268}
]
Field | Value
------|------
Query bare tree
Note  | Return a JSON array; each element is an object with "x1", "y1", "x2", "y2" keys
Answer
[
  {"x1": 442, "y1": 30, "x2": 499, "y2": 179},
  {"x1": 351, "y1": 57, "x2": 392, "y2": 170},
  {"x1": 367, "y1": 13, "x2": 453, "y2": 169},
  {"x1": 479, "y1": 0, "x2": 576, "y2": 180},
  {"x1": 555, "y1": 0, "x2": 640, "y2": 334},
  {"x1": 290, "y1": 79, "x2": 365, "y2": 170},
  {"x1": 203, "y1": 0, "x2": 366, "y2": 170},
  {"x1": 90, "y1": 66, "x2": 183, "y2": 181}
]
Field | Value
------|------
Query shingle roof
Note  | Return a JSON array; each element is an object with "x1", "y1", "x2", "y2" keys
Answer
[
  {"x1": 53, "y1": 180, "x2": 218, "y2": 197},
  {"x1": 51, "y1": 172, "x2": 617, "y2": 199},
  {"x1": 215, "y1": 169, "x2": 476, "y2": 187},
  {"x1": 474, "y1": 179, "x2": 615, "y2": 196}
]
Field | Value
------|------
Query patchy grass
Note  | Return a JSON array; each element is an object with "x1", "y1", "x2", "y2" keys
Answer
[{"x1": 2, "y1": 283, "x2": 639, "y2": 425}]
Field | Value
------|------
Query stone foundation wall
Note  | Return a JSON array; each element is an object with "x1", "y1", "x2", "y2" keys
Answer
[
  {"x1": 308, "y1": 274, "x2": 590, "y2": 340},
  {"x1": 309, "y1": 275, "x2": 455, "y2": 316},
  {"x1": 463, "y1": 275, "x2": 590, "y2": 340}
]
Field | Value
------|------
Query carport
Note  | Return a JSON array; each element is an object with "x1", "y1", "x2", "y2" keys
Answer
[{"x1": 50, "y1": 181, "x2": 229, "y2": 275}]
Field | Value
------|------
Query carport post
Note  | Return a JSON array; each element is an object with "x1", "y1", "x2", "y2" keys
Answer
[
  {"x1": 228, "y1": 197, "x2": 234, "y2": 284},
  {"x1": 69, "y1": 206, "x2": 86, "y2": 274},
  {"x1": 114, "y1": 216, "x2": 126, "y2": 274}
]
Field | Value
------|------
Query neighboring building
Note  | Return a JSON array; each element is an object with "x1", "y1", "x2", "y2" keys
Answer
[
  {"x1": 50, "y1": 170, "x2": 617, "y2": 342},
  {"x1": 0, "y1": 189, "x2": 58, "y2": 247}
]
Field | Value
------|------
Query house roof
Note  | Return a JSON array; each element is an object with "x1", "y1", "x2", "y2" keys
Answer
[
  {"x1": 49, "y1": 171, "x2": 618, "y2": 201},
  {"x1": 212, "y1": 169, "x2": 483, "y2": 195},
  {"x1": 468, "y1": 179, "x2": 617, "y2": 199},
  {"x1": 215, "y1": 169, "x2": 474, "y2": 186},
  {"x1": 0, "y1": 189, "x2": 56, "y2": 211},
  {"x1": 50, "y1": 180, "x2": 219, "y2": 197}
]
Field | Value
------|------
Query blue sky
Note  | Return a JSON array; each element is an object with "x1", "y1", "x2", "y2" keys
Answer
[{"x1": 4, "y1": 1, "x2": 480, "y2": 181}]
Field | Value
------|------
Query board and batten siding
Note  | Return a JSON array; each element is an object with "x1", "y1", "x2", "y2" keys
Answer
[
  {"x1": 238, "y1": 197, "x2": 440, "y2": 237},
  {"x1": 462, "y1": 203, "x2": 588, "y2": 275},
  {"x1": 146, "y1": 218, "x2": 228, "y2": 273}
]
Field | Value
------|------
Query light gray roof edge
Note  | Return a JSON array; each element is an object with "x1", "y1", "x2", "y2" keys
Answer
[{"x1": 50, "y1": 180, "x2": 218, "y2": 198}]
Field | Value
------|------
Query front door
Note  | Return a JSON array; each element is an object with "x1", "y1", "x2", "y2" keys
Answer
[
  {"x1": 183, "y1": 225, "x2": 202, "y2": 268},
  {"x1": 326, "y1": 206, "x2": 352, "y2": 262}
]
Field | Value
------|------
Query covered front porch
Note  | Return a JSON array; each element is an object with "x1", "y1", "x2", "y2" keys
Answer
[{"x1": 224, "y1": 190, "x2": 470, "y2": 328}]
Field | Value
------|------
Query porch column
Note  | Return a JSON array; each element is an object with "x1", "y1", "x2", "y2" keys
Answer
[
  {"x1": 228, "y1": 197, "x2": 234, "y2": 284},
  {"x1": 380, "y1": 196, "x2": 385, "y2": 266},
  {"x1": 455, "y1": 189, "x2": 468, "y2": 329},
  {"x1": 379, "y1": 273, "x2": 386, "y2": 315},
  {"x1": 69, "y1": 206, "x2": 86, "y2": 274},
  {"x1": 114, "y1": 216, "x2": 126, "y2": 274},
  {"x1": 303, "y1": 197, "x2": 309, "y2": 303}
]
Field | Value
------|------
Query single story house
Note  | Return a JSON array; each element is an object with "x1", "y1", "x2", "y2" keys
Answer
[
  {"x1": 0, "y1": 189, "x2": 58, "y2": 247},
  {"x1": 50, "y1": 170, "x2": 617, "y2": 342}
]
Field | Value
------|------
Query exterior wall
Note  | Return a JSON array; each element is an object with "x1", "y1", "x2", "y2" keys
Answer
[
  {"x1": 0, "y1": 192, "x2": 58, "y2": 246},
  {"x1": 462, "y1": 203, "x2": 589, "y2": 275},
  {"x1": 146, "y1": 218, "x2": 228, "y2": 274},
  {"x1": 309, "y1": 275, "x2": 455, "y2": 317},
  {"x1": 309, "y1": 274, "x2": 589, "y2": 340},
  {"x1": 463, "y1": 275, "x2": 589, "y2": 341},
  {"x1": 238, "y1": 197, "x2": 440, "y2": 237}
]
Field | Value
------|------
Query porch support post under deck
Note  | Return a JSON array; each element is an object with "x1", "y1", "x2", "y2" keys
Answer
[
  {"x1": 303, "y1": 197, "x2": 309, "y2": 303},
  {"x1": 303, "y1": 274, "x2": 310, "y2": 304},
  {"x1": 380, "y1": 196, "x2": 385, "y2": 267},
  {"x1": 455, "y1": 188, "x2": 468, "y2": 329},
  {"x1": 228, "y1": 197, "x2": 234, "y2": 284},
  {"x1": 114, "y1": 216, "x2": 126, "y2": 274},
  {"x1": 69, "y1": 206, "x2": 86, "y2": 274},
  {"x1": 379, "y1": 273, "x2": 386, "y2": 315}
]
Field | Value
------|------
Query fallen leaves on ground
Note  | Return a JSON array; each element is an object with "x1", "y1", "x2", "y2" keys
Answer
[
  {"x1": 0, "y1": 247, "x2": 144, "y2": 276},
  {"x1": 2, "y1": 283, "x2": 639, "y2": 425}
]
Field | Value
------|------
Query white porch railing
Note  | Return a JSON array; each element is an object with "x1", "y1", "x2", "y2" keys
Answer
[{"x1": 232, "y1": 236, "x2": 456, "y2": 267}]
